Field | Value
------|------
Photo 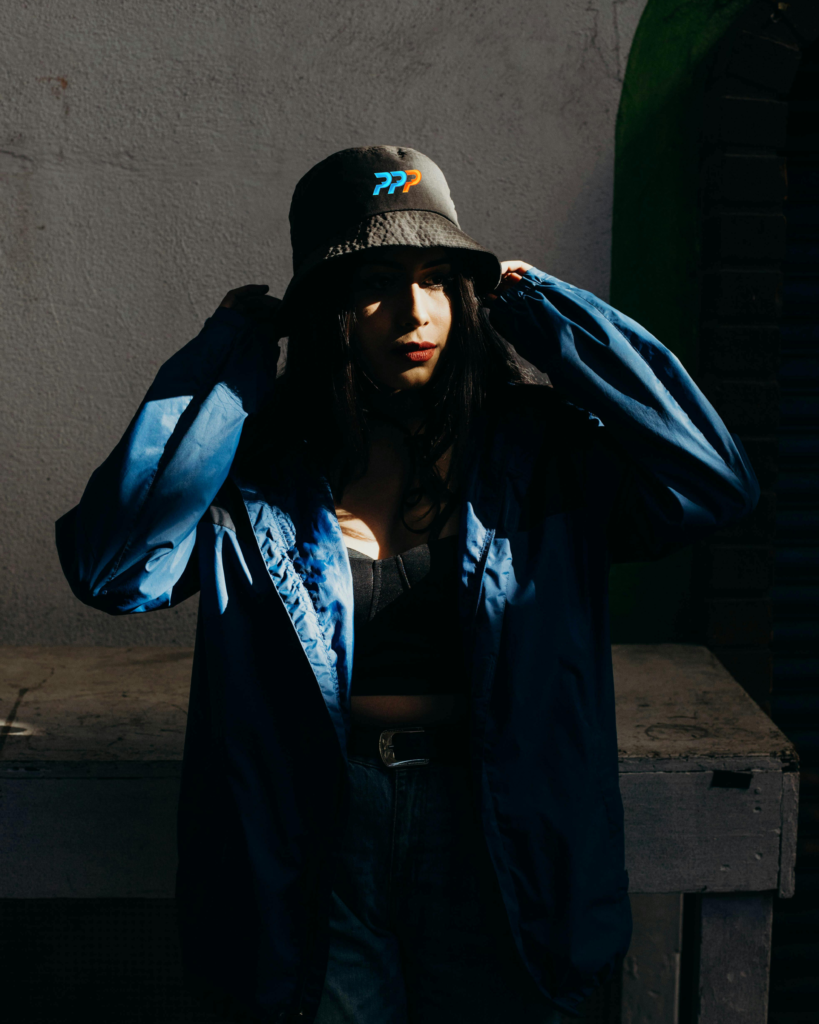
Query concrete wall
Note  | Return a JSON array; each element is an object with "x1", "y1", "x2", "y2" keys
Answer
[{"x1": 1, "y1": 0, "x2": 648, "y2": 645}]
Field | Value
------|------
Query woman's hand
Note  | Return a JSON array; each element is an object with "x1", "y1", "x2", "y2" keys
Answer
[
  {"x1": 484, "y1": 261, "x2": 534, "y2": 303},
  {"x1": 219, "y1": 285, "x2": 283, "y2": 413},
  {"x1": 220, "y1": 284, "x2": 286, "y2": 334},
  {"x1": 484, "y1": 260, "x2": 534, "y2": 345}
]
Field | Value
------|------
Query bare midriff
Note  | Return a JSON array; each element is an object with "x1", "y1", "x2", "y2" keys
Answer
[{"x1": 350, "y1": 692, "x2": 469, "y2": 727}]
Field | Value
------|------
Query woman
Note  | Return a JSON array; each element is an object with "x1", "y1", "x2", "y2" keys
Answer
[{"x1": 56, "y1": 146, "x2": 760, "y2": 1023}]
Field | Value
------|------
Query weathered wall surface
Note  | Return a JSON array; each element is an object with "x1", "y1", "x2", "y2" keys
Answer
[{"x1": 1, "y1": 0, "x2": 648, "y2": 644}]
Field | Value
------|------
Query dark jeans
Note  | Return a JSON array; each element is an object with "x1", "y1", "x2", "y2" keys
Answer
[{"x1": 313, "y1": 752, "x2": 564, "y2": 1024}]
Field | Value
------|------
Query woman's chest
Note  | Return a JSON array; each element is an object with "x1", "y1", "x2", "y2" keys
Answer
[{"x1": 333, "y1": 447, "x2": 459, "y2": 559}]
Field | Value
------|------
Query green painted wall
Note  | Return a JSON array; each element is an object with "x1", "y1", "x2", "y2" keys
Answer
[{"x1": 608, "y1": 0, "x2": 753, "y2": 642}]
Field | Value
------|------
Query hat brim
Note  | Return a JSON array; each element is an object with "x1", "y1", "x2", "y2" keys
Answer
[{"x1": 279, "y1": 209, "x2": 502, "y2": 321}]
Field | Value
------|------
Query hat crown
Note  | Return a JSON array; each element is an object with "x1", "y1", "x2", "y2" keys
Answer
[{"x1": 289, "y1": 146, "x2": 460, "y2": 273}]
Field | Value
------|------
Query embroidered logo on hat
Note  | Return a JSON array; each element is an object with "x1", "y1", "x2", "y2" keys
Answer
[{"x1": 372, "y1": 169, "x2": 422, "y2": 196}]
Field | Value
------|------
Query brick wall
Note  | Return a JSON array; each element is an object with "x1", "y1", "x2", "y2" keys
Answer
[
  {"x1": 696, "y1": 0, "x2": 818, "y2": 713},
  {"x1": 696, "y1": 4, "x2": 819, "y2": 1021}
]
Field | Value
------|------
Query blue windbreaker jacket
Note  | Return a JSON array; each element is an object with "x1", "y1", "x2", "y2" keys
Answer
[{"x1": 55, "y1": 268, "x2": 760, "y2": 1020}]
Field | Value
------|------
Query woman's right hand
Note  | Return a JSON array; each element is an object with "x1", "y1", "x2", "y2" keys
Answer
[{"x1": 220, "y1": 284, "x2": 286, "y2": 334}]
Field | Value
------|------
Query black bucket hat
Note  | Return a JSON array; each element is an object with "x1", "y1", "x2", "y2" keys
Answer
[{"x1": 279, "y1": 145, "x2": 502, "y2": 323}]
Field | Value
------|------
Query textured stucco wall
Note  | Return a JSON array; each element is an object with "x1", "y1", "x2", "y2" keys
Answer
[{"x1": 1, "y1": 0, "x2": 648, "y2": 645}]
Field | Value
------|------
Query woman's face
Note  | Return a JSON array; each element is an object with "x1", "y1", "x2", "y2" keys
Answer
[{"x1": 348, "y1": 246, "x2": 454, "y2": 391}]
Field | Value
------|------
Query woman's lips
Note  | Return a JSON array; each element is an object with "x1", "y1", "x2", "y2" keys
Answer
[{"x1": 397, "y1": 343, "x2": 436, "y2": 363}]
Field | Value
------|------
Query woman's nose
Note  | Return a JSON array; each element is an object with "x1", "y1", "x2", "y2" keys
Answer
[{"x1": 400, "y1": 282, "x2": 430, "y2": 326}]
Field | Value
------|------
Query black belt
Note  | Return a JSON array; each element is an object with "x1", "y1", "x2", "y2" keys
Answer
[{"x1": 348, "y1": 722, "x2": 470, "y2": 768}]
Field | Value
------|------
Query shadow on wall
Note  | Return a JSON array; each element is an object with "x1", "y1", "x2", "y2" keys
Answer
[{"x1": 607, "y1": 0, "x2": 755, "y2": 644}]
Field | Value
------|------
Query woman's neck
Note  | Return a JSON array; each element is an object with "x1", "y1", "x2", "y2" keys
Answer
[{"x1": 364, "y1": 382, "x2": 428, "y2": 436}]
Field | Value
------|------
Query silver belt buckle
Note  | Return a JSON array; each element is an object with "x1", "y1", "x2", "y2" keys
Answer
[{"x1": 378, "y1": 727, "x2": 430, "y2": 768}]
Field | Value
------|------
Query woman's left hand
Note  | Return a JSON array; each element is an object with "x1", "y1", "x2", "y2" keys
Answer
[
  {"x1": 484, "y1": 260, "x2": 534, "y2": 303},
  {"x1": 484, "y1": 261, "x2": 534, "y2": 343}
]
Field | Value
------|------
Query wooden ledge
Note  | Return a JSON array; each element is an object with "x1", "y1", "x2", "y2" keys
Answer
[{"x1": 0, "y1": 643, "x2": 796, "y2": 769}]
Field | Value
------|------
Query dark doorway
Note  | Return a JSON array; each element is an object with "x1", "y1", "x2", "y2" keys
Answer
[{"x1": 769, "y1": 33, "x2": 819, "y2": 1024}]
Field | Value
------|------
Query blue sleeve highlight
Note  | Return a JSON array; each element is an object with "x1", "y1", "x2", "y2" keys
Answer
[
  {"x1": 55, "y1": 308, "x2": 278, "y2": 613},
  {"x1": 494, "y1": 268, "x2": 760, "y2": 561}
]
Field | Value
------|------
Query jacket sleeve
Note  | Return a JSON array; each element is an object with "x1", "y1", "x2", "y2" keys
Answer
[
  {"x1": 55, "y1": 306, "x2": 278, "y2": 614},
  {"x1": 492, "y1": 268, "x2": 760, "y2": 562}
]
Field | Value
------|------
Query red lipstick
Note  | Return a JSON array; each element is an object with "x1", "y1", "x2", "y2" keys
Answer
[{"x1": 397, "y1": 341, "x2": 436, "y2": 363}]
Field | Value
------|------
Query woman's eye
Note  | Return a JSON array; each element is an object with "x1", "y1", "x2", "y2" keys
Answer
[
  {"x1": 362, "y1": 274, "x2": 394, "y2": 290},
  {"x1": 425, "y1": 273, "x2": 453, "y2": 289}
]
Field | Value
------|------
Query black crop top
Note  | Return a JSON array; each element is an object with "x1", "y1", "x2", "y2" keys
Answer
[{"x1": 347, "y1": 535, "x2": 470, "y2": 697}]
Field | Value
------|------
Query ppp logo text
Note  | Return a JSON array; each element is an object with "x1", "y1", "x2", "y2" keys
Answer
[{"x1": 373, "y1": 169, "x2": 422, "y2": 196}]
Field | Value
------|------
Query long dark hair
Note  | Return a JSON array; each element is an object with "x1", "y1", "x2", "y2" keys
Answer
[{"x1": 235, "y1": 251, "x2": 536, "y2": 538}]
